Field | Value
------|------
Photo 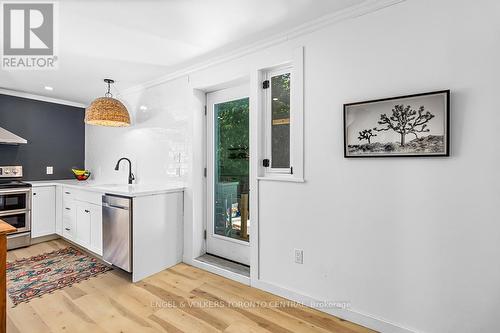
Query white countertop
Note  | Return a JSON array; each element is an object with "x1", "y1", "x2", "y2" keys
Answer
[{"x1": 28, "y1": 179, "x2": 185, "y2": 197}]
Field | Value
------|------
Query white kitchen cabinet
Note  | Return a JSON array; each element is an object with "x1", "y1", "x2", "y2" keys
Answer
[
  {"x1": 132, "y1": 191, "x2": 183, "y2": 282},
  {"x1": 31, "y1": 186, "x2": 56, "y2": 238},
  {"x1": 76, "y1": 203, "x2": 91, "y2": 248},
  {"x1": 61, "y1": 186, "x2": 103, "y2": 256},
  {"x1": 74, "y1": 202, "x2": 102, "y2": 255},
  {"x1": 62, "y1": 200, "x2": 76, "y2": 240},
  {"x1": 30, "y1": 181, "x2": 184, "y2": 282}
]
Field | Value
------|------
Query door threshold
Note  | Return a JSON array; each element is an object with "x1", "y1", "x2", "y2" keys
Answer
[
  {"x1": 193, "y1": 254, "x2": 250, "y2": 285},
  {"x1": 196, "y1": 253, "x2": 249, "y2": 276}
]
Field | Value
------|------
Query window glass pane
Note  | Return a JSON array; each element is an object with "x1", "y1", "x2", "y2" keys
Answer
[
  {"x1": 271, "y1": 72, "x2": 291, "y2": 168},
  {"x1": 214, "y1": 98, "x2": 250, "y2": 242}
]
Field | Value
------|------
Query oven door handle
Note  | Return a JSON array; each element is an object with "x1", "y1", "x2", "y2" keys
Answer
[
  {"x1": 0, "y1": 188, "x2": 31, "y2": 194},
  {"x1": 0, "y1": 209, "x2": 30, "y2": 217}
]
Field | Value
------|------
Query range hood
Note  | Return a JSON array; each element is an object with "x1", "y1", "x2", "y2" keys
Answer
[{"x1": 0, "y1": 127, "x2": 27, "y2": 144}]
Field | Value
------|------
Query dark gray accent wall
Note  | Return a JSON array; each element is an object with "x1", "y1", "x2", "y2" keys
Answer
[{"x1": 0, "y1": 94, "x2": 85, "y2": 180}]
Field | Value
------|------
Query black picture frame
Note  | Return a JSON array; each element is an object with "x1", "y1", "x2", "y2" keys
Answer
[{"x1": 343, "y1": 90, "x2": 450, "y2": 158}]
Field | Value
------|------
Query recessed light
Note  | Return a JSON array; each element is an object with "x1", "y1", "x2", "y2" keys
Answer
[
  {"x1": 139, "y1": 105, "x2": 148, "y2": 111},
  {"x1": 44, "y1": 86, "x2": 53, "y2": 91}
]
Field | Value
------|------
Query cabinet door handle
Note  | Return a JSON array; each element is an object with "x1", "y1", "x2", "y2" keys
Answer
[
  {"x1": 65, "y1": 228, "x2": 71, "y2": 231},
  {"x1": 65, "y1": 207, "x2": 71, "y2": 210},
  {"x1": 65, "y1": 191, "x2": 71, "y2": 194},
  {"x1": 33, "y1": 193, "x2": 37, "y2": 196},
  {"x1": 84, "y1": 210, "x2": 90, "y2": 213}
]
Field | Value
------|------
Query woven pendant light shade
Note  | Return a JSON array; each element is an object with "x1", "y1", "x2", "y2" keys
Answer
[
  {"x1": 85, "y1": 79, "x2": 131, "y2": 127},
  {"x1": 85, "y1": 97, "x2": 130, "y2": 127}
]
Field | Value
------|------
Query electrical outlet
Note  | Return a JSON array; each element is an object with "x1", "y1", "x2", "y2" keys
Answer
[
  {"x1": 294, "y1": 249, "x2": 303, "y2": 264},
  {"x1": 46, "y1": 166, "x2": 53, "y2": 175}
]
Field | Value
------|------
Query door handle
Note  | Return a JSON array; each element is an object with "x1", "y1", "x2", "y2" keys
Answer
[
  {"x1": 0, "y1": 209, "x2": 29, "y2": 217},
  {"x1": 85, "y1": 209, "x2": 90, "y2": 213},
  {"x1": 103, "y1": 203, "x2": 129, "y2": 210},
  {"x1": 0, "y1": 188, "x2": 31, "y2": 194}
]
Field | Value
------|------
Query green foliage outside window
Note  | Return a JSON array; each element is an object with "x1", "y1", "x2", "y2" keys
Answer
[{"x1": 215, "y1": 98, "x2": 249, "y2": 189}]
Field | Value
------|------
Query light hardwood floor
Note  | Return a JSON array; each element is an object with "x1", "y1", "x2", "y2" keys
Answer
[{"x1": 6, "y1": 240, "x2": 375, "y2": 333}]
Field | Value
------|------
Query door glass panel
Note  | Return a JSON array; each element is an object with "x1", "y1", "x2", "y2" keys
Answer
[
  {"x1": 0, "y1": 193, "x2": 27, "y2": 211},
  {"x1": 271, "y1": 72, "x2": 291, "y2": 168},
  {"x1": 214, "y1": 97, "x2": 250, "y2": 242}
]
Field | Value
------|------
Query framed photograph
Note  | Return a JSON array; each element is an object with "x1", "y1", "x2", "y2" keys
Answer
[{"x1": 344, "y1": 90, "x2": 450, "y2": 157}]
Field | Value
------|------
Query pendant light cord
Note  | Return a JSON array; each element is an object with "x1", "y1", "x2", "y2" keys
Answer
[{"x1": 105, "y1": 80, "x2": 112, "y2": 98}]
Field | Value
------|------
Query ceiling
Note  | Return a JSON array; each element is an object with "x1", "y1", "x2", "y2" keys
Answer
[{"x1": 0, "y1": 0, "x2": 365, "y2": 105}]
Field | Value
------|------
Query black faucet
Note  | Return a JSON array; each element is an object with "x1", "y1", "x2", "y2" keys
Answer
[{"x1": 114, "y1": 157, "x2": 135, "y2": 184}]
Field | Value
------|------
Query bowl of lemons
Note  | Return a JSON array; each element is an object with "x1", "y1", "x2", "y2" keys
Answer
[{"x1": 71, "y1": 168, "x2": 91, "y2": 181}]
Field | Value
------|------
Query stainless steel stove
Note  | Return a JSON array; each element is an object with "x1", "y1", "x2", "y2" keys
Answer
[{"x1": 0, "y1": 166, "x2": 32, "y2": 249}]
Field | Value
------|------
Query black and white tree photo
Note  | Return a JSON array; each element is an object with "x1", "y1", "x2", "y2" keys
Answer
[{"x1": 344, "y1": 91, "x2": 449, "y2": 157}]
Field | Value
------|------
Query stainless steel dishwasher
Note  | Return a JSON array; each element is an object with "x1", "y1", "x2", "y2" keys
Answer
[{"x1": 102, "y1": 195, "x2": 132, "y2": 272}]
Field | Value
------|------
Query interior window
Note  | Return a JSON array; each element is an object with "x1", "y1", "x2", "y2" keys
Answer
[
  {"x1": 270, "y1": 72, "x2": 291, "y2": 169},
  {"x1": 260, "y1": 48, "x2": 304, "y2": 182}
]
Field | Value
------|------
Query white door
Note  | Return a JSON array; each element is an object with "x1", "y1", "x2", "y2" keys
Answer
[
  {"x1": 206, "y1": 84, "x2": 250, "y2": 265},
  {"x1": 31, "y1": 186, "x2": 56, "y2": 237}
]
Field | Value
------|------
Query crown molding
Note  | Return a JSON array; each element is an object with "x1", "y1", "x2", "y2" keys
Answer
[
  {"x1": 120, "y1": 0, "x2": 406, "y2": 96},
  {"x1": 0, "y1": 88, "x2": 86, "y2": 108}
]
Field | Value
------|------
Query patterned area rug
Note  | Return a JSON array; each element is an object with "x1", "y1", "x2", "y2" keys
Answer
[{"x1": 7, "y1": 247, "x2": 112, "y2": 306}]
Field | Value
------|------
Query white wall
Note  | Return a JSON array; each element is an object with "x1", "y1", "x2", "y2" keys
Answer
[
  {"x1": 86, "y1": 76, "x2": 190, "y2": 185},
  {"x1": 85, "y1": 1, "x2": 500, "y2": 332}
]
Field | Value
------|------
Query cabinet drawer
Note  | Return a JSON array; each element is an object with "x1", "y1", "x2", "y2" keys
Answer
[
  {"x1": 62, "y1": 201, "x2": 76, "y2": 239},
  {"x1": 78, "y1": 191, "x2": 103, "y2": 205},
  {"x1": 62, "y1": 187, "x2": 75, "y2": 199},
  {"x1": 62, "y1": 187, "x2": 75, "y2": 209},
  {"x1": 63, "y1": 186, "x2": 103, "y2": 205}
]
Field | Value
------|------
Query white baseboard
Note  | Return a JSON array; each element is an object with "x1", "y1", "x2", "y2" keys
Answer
[
  {"x1": 251, "y1": 280, "x2": 418, "y2": 333},
  {"x1": 59, "y1": 236, "x2": 104, "y2": 260},
  {"x1": 30, "y1": 234, "x2": 60, "y2": 245},
  {"x1": 184, "y1": 255, "x2": 417, "y2": 333}
]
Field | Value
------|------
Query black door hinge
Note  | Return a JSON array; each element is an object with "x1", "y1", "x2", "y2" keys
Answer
[
  {"x1": 204, "y1": 167, "x2": 207, "y2": 177},
  {"x1": 203, "y1": 230, "x2": 207, "y2": 239},
  {"x1": 204, "y1": 105, "x2": 207, "y2": 115},
  {"x1": 262, "y1": 80, "x2": 270, "y2": 89},
  {"x1": 290, "y1": 166, "x2": 293, "y2": 174},
  {"x1": 263, "y1": 159, "x2": 270, "y2": 167}
]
